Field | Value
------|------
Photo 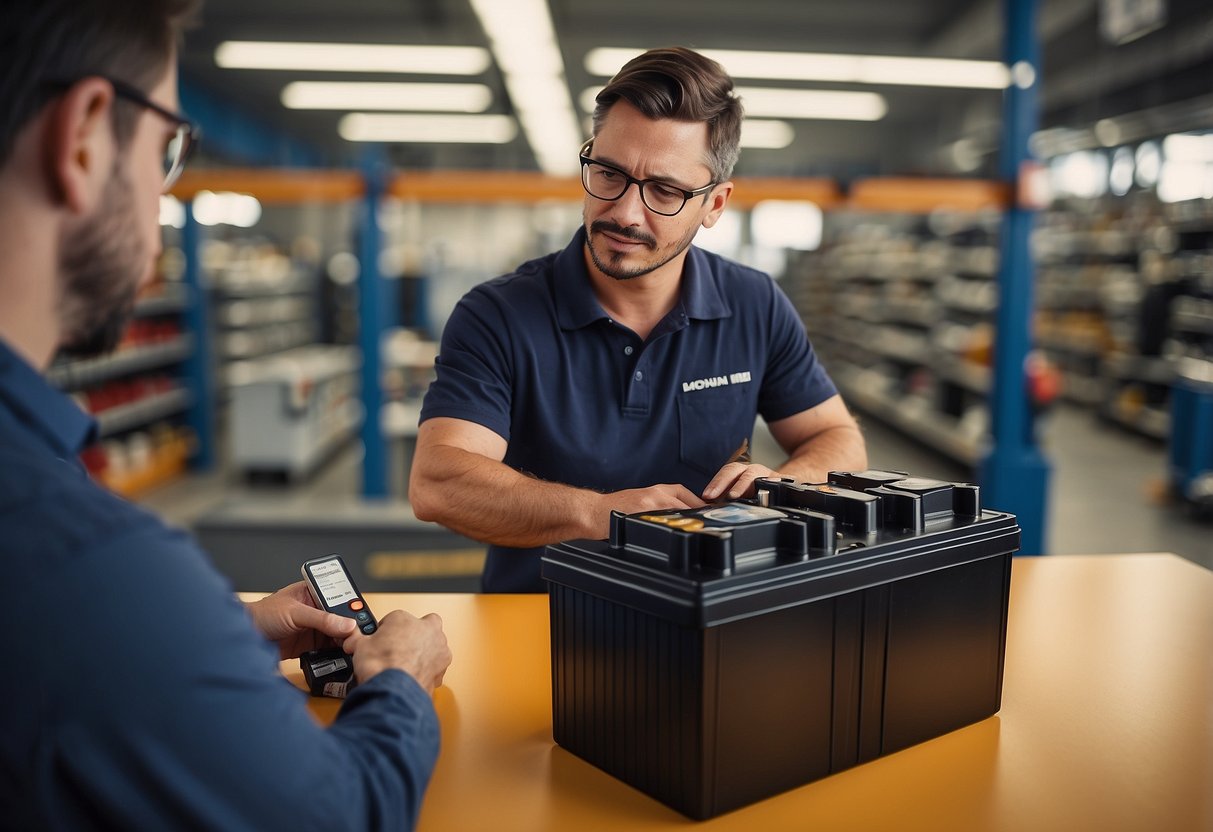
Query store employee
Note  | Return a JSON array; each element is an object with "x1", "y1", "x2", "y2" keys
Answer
[
  {"x1": 411, "y1": 47, "x2": 867, "y2": 593},
  {"x1": 0, "y1": 2, "x2": 450, "y2": 828}
]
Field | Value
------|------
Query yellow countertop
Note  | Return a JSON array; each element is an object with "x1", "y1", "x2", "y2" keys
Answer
[{"x1": 276, "y1": 553, "x2": 1213, "y2": 831}]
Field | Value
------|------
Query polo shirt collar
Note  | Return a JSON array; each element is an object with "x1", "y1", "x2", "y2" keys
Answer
[
  {"x1": 554, "y1": 227, "x2": 732, "y2": 330},
  {"x1": 0, "y1": 336, "x2": 97, "y2": 458}
]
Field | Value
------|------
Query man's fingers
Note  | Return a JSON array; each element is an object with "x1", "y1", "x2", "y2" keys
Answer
[
  {"x1": 701, "y1": 463, "x2": 747, "y2": 500},
  {"x1": 294, "y1": 604, "x2": 357, "y2": 640}
]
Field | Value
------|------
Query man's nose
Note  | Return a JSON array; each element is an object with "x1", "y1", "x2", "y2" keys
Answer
[{"x1": 609, "y1": 180, "x2": 648, "y2": 224}]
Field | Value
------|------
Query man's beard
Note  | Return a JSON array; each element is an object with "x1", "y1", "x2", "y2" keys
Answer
[
  {"x1": 56, "y1": 165, "x2": 147, "y2": 358},
  {"x1": 585, "y1": 217, "x2": 699, "y2": 281}
]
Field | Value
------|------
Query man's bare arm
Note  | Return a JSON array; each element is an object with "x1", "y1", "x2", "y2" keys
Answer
[{"x1": 408, "y1": 417, "x2": 704, "y2": 546}]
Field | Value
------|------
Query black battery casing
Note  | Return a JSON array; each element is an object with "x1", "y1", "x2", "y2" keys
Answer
[
  {"x1": 542, "y1": 470, "x2": 1018, "y2": 820},
  {"x1": 299, "y1": 647, "x2": 358, "y2": 699}
]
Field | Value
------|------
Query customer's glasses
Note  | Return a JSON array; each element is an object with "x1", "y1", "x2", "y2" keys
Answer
[
  {"x1": 107, "y1": 78, "x2": 198, "y2": 191},
  {"x1": 44, "y1": 77, "x2": 199, "y2": 191},
  {"x1": 579, "y1": 139, "x2": 715, "y2": 217}
]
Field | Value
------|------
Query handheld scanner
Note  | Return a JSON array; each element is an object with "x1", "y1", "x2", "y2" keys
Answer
[{"x1": 301, "y1": 554, "x2": 378, "y2": 635}]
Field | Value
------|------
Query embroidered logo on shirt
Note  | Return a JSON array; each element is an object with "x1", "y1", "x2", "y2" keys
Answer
[{"x1": 681, "y1": 371, "x2": 751, "y2": 392}]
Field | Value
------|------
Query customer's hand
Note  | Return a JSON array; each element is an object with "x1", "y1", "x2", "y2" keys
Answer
[
  {"x1": 245, "y1": 581, "x2": 357, "y2": 660},
  {"x1": 346, "y1": 610, "x2": 452, "y2": 694}
]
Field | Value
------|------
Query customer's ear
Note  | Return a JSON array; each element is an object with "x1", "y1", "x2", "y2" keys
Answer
[{"x1": 43, "y1": 77, "x2": 117, "y2": 214}]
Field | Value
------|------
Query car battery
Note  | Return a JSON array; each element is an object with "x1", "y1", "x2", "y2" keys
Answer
[{"x1": 542, "y1": 470, "x2": 1018, "y2": 820}]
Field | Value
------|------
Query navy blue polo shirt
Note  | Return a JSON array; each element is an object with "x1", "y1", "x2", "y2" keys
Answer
[
  {"x1": 420, "y1": 228, "x2": 837, "y2": 593},
  {"x1": 0, "y1": 336, "x2": 439, "y2": 830}
]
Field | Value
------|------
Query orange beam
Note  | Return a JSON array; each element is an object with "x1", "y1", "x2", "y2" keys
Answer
[
  {"x1": 390, "y1": 171, "x2": 583, "y2": 203},
  {"x1": 388, "y1": 171, "x2": 843, "y2": 208},
  {"x1": 170, "y1": 168, "x2": 1005, "y2": 214},
  {"x1": 847, "y1": 177, "x2": 1011, "y2": 213},
  {"x1": 171, "y1": 169, "x2": 365, "y2": 203},
  {"x1": 729, "y1": 177, "x2": 843, "y2": 209}
]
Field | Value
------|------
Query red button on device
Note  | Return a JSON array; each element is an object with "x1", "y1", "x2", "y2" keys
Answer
[{"x1": 349, "y1": 600, "x2": 364, "y2": 611}]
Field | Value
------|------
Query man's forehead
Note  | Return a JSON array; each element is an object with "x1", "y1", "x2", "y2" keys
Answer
[{"x1": 593, "y1": 107, "x2": 712, "y2": 178}]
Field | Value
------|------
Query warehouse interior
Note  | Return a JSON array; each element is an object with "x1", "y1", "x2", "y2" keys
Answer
[{"x1": 66, "y1": 0, "x2": 1213, "y2": 592}]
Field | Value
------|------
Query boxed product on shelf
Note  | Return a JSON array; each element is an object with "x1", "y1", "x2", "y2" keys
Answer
[
  {"x1": 227, "y1": 345, "x2": 362, "y2": 479},
  {"x1": 543, "y1": 470, "x2": 1018, "y2": 819}
]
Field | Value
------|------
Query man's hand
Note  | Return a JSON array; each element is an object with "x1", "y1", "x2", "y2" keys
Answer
[
  {"x1": 244, "y1": 581, "x2": 357, "y2": 661},
  {"x1": 589, "y1": 484, "x2": 706, "y2": 538},
  {"x1": 346, "y1": 610, "x2": 452, "y2": 694},
  {"x1": 701, "y1": 462, "x2": 782, "y2": 502}
]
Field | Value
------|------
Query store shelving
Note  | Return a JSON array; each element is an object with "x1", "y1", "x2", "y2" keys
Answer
[
  {"x1": 208, "y1": 248, "x2": 321, "y2": 391},
  {"x1": 96, "y1": 387, "x2": 193, "y2": 438},
  {"x1": 790, "y1": 215, "x2": 999, "y2": 468},
  {"x1": 47, "y1": 335, "x2": 194, "y2": 390},
  {"x1": 48, "y1": 269, "x2": 205, "y2": 497}
]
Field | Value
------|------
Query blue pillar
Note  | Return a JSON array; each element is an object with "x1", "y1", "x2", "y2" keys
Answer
[
  {"x1": 979, "y1": 0, "x2": 1052, "y2": 555},
  {"x1": 358, "y1": 160, "x2": 389, "y2": 497},
  {"x1": 180, "y1": 203, "x2": 216, "y2": 470}
]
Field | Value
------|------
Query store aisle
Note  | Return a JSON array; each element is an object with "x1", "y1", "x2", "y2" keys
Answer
[
  {"x1": 147, "y1": 406, "x2": 1210, "y2": 575},
  {"x1": 828, "y1": 406, "x2": 1210, "y2": 569}
]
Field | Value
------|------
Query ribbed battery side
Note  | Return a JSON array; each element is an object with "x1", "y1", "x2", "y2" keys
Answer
[{"x1": 550, "y1": 585, "x2": 707, "y2": 816}]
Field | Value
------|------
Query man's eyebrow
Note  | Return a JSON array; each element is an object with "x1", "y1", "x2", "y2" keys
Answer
[{"x1": 591, "y1": 153, "x2": 694, "y2": 190}]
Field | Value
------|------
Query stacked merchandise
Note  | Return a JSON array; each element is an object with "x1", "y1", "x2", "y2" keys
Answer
[{"x1": 50, "y1": 258, "x2": 198, "y2": 497}]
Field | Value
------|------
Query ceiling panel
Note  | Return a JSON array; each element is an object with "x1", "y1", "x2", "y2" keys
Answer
[{"x1": 176, "y1": 0, "x2": 1213, "y2": 177}]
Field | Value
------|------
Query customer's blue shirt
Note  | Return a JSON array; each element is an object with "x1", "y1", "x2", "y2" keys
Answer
[
  {"x1": 0, "y1": 337, "x2": 439, "y2": 830},
  {"x1": 420, "y1": 229, "x2": 837, "y2": 592}
]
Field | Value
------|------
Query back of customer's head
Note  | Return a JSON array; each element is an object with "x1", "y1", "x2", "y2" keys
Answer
[
  {"x1": 0, "y1": 0, "x2": 198, "y2": 168},
  {"x1": 591, "y1": 46, "x2": 744, "y2": 183}
]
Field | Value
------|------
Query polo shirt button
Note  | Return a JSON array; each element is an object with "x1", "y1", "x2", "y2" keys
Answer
[
  {"x1": 634, "y1": 371, "x2": 643, "y2": 381},
  {"x1": 624, "y1": 345, "x2": 633, "y2": 356}
]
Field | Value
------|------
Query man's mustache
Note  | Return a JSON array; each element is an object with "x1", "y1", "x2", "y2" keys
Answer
[{"x1": 591, "y1": 220, "x2": 656, "y2": 250}]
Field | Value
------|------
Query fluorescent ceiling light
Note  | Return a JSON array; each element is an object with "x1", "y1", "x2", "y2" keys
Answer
[
  {"x1": 215, "y1": 41, "x2": 491, "y2": 74},
  {"x1": 738, "y1": 87, "x2": 887, "y2": 121},
  {"x1": 338, "y1": 113, "x2": 517, "y2": 143},
  {"x1": 468, "y1": 0, "x2": 582, "y2": 175},
  {"x1": 740, "y1": 120, "x2": 795, "y2": 149},
  {"x1": 585, "y1": 47, "x2": 1009, "y2": 90},
  {"x1": 282, "y1": 82, "x2": 492, "y2": 112},
  {"x1": 583, "y1": 85, "x2": 885, "y2": 121}
]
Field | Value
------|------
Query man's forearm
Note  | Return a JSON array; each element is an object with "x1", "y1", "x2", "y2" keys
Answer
[
  {"x1": 777, "y1": 423, "x2": 868, "y2": 484},
  {"x1": 410, "y1": 444, "x2": 604, "y2": 548}
]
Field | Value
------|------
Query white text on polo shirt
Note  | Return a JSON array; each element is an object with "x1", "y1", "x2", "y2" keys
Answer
[{"x1": 682, "y1": 371, "x2": 751, "y2": 392}]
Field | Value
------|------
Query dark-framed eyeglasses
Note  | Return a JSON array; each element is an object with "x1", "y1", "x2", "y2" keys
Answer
[
  {"x1": 578, "y1": 139, "x2": 716, "y2": 217},
  {"x1": 44, "y1": 76, "x2": 199, "y2": 192}
]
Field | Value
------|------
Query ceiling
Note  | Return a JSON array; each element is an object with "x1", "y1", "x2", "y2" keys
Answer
[{"x1": 177, "y1": 0, "x2": 1213, "y2": 179}]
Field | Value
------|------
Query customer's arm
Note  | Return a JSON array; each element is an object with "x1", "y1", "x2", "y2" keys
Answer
[
  {"x1": 46, "y1": 527, "x2": 446, "y2": 832},
  {"x1": 701, "y1": 395, "x2": 867, "y2": 500},
  {"x1": 409, "y1": 416, "x2": 704, "y2": 546}
]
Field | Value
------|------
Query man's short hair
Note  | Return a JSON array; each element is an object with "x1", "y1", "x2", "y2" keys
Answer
[
  {"x1": 591, "y1": 47, "x2": 744, "y2": 184},
  {"x1": 0, "y1": 0, "x2": 198, "y2": 167}
]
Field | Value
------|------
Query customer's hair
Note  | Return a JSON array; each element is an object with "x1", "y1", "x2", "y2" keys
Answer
[
  {"x1": 0, "y1": 0, "x2": 198, "y2": 167},
  {"x1": 592, "y1": 47, "x2": 744, "y2": 183}
]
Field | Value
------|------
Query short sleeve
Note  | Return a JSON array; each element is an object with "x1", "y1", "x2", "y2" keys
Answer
[{"x1": 757, "y1": 283, "x2": 838, "y2": 422}]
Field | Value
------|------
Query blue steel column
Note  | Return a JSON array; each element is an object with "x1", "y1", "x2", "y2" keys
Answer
[
  {"x1": 979, "y1": 0, "x2": 1051, "y2": 554},
  {"x1": 358, "y1": 163, "x2": 388, "y2": 497},
  {"x1": 181, "y1": 203, "x2": 215, "y2": 470}
]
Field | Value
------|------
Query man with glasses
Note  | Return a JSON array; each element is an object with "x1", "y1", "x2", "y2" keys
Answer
[
  {"x1": 411, "y1": 47, "x2": 867, "y2": 593},
  {"x1": 0, "y1": 2, "x2": 450, "y2": 828}
]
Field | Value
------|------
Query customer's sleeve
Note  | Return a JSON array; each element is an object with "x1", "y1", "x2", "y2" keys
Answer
[{"x1": 38, "y1": 526, "x2": 439, "y2": 832}]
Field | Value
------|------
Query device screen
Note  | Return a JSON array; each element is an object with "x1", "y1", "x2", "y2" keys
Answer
[{"x1": 307, "y1": 558, "x2": 357, "y2": 608}]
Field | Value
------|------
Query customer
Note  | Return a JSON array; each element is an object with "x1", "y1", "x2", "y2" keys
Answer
[
  {"x1": 0, "y1": 2, "x2": 451, "y2": 828},
  {"x1": 410, "y1": 47, "x2": 867, "y2": 593}
]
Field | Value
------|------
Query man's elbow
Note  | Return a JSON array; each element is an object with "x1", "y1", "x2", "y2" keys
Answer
[{"x1": 407, "y1": 469, "x2": 441, "y2": 522}]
